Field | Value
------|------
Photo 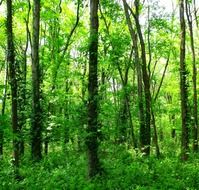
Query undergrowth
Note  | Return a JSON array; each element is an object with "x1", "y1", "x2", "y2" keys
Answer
[{"x1": 1, "y1": 143, "x2": 199, "y2": 190}]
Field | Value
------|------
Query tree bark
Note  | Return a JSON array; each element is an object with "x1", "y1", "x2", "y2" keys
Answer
[
  {"x1": 179, "y1": 0, "x2": 189, "y2": 161},
  {"x1": 86, "y1": 0, "x2": 101, "y2": 178},
  {"x1": 185, "y1": 0, "x2": 198, "y2": 152},
  {"x1": 0, "y1": 61, "x2": 8, "y2": 157},
  {"x1": 134, "y1": 0, "x2": 151, "y2": 156},
  {"x1": 31, "y1": 0, "x2": 42, "y2": 161},
  {"x1": 6, "y1": 0, "x2": 20, "y2": 177}
]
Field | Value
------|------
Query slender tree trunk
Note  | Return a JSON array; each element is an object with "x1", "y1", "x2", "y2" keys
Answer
[
  {"x1": 31, "y1": 0, "x2": 42, "y2": 161},
  {"x1": 122, "y1": 0, "x2": 145, "y2": 152},
  {"x1": 185, "y1": 1, "x2": 198, "y2": 152},
  {"x1": 64, "y1": 80, "x2": 70, "y2": 145},
  {"x1": 18, "y1": 33, "x2": 28, "y2": 157},
  {"x1": 116, "y1": 57, "x2": 130, "y2": 144},
  {"x1": 0, "y1": 61, "x2": 8, "y2": 157},
  {"x1": 112, "y1": 78, "x2": 120, "y2": 137},
  {"x1": 7, "y1": 0, "x2": 20, "y2": 178},
  {"x1": 100, "y1": 5, "x2": 136, "y2": 145},
  {"x1": 86, "y1": 0, "x2": 101, "y2": 178},
  {"x1": 126, "y1": 95, "x2": 137, "y2": 149},
  {"x1": 77, "y1": 61, "x2": 87, "y2": 151},
  {"x1": 151, "y1": 55, "x2": 170, "y2": 157},
  {"x1": 179, "y1": 0, "x2": 189, "y2": 161},
  {"x1": 151, "y1": 108, "x2": 160, "y2": 157},
  {"x1": 18, "y1": 1, "x2": 31, "y2": 157},
  {"x1": 134, "y1": 0, "x2": 151, "y2": 156},
  {"x1": 119, "y1": 91, "x2": 128, "y2": 143},
  {"x1": 123, "y1": 0, "x2": 151, "y2": 155},
  {"x1": 51, "y1": 0, "x2": 80, "y2": 89}
]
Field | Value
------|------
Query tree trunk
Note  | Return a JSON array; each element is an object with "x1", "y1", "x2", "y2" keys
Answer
[
  {"x1": 122, "y1": 0, "x2": 145, "y2": 152},
  {"x1": 64, "y1": 80, "x2": 70, "y2": 145},
  {"x1": 123, "y1": 0, "x2": 151, "y2": 155},
  {"x1": 185, "y1": 1, "x2": 198, "y2": 152},
  {"x1": 179, "y1": 0, "x2": 189, "y2": 161},
  {"x1": 31, "y1": 0, "x2": 42, "y2": 161},
  {"x1": 0, "y1": 61, "x2": 8, "y2": 157},
  {"x1": 151, "y1": 108, "x2": 160, "y2": 157},
  {"x1": 17, "y1": 2, "x2": 31, "y2": 157},
  {"x1": 134, "y1": 0, "x2": 151, "y2": 156},
  {"x1": 6, "y1": 0, "x2": 20, "y2": 178},
  {"x1": 119, "y1": 93, "x2": 128, "y2": 143},
  {"x1": 86, "y1": 0, "x2": 101, "y2": 178}
]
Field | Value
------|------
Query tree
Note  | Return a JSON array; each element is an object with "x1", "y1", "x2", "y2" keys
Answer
[
  {"x1": 31, "y1": 0, "x2": 42, "y2": 161},
  {"x1": 86, "y1": 0, "x2": 101, "y2": 178},
  {"x1": 185, "y1": 0, "x2": 198, "y2": 152},
  {"x1": 122, "y1": 0, "x2": 145, "y2": 151},
  {"x1": 179, "y1": 0, "x2": 189, "y2": 161},
  {"x1": 17, "y1": 0, "x2": 31, "y2": 157},
  {"x1": 0, "y1": 61, "x2": 8, "y2": 157},
  {"x1": 6, "y1": 0, "x2": 20, "y2": 177},
  {"x1": 99, "y1": 2, "x2": 136, "y2": 146},
  {"x1": 124, "y1": 0, "x2": 151, "y2": 155}
]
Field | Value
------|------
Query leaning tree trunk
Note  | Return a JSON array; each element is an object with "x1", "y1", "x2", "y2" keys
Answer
[
  {"x1": 179, "y1": 0, "x2": 189, "y2": 161},
  {"x1": 7, "y1": 0, "x2": 20, "y2": 178},
  {"x1": 31, "y1": 0, "x2": 42, "y2": 161},
  {"x1": 86, "y1": 0, "x2": 101, "y2": 178}
]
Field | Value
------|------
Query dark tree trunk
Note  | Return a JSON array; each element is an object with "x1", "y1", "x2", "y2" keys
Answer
[
  {"x1": 185, "y1": 1, "x2": 198, "y2": 152},
  {"x1": 86, "y1": 0, "x2": 101, "y2": 178},
  {"x1": 31, "y1": 0, "x2": 42, "y2": 161},
  {"x1": 44, "y1": 129, "x2": 48, "y2": 155},
  {"x1": 0, "y1": 62, "x2": 8, "y2": 157},
  {"x1": 134, "y1": 0, "x2": 151, "y2": 156},
  {"x1": 7, "y1": 0, "x2": 20, "y2": 177},
  {"x1": 179, "y1": 0, "x2": 189, "y2": 161}
]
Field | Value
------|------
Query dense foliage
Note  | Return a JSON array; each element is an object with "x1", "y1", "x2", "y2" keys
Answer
[{"x1": 0, "y1": 0, "x2": 199, "y2": 189}]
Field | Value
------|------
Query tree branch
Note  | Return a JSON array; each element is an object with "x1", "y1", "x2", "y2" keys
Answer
[
  {"x1": 154, "y1": 53, "x2": 170, "y2": 102},
  {"x1": 60, "y1": 0, "x2": 80, "y2": 60}
]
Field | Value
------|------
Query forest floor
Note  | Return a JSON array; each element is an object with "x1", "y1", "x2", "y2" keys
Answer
[{"x1": 1, "y1": 141, "x2": 199, "y2": 189}]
